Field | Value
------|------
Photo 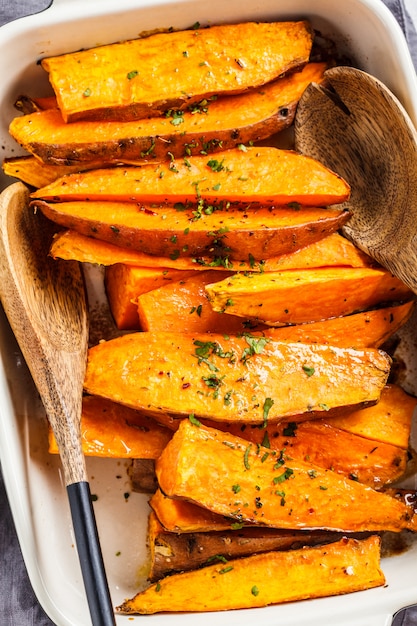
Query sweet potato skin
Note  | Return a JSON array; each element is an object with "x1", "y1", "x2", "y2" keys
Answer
[
  {"x1": 117, "y1": 536, "x2": 384, "y2": 614},
  {"x1": 147, "y1": 511, "x2": 349, "y2": 582},
  {"x1": 42, "y1": 22, "x2": 314, "y2": 123},
  {"x1": 34, "y1": 200, "x2": 351, "y2": 260},
  {"x1": 156, "y1": 420, "x2": 417, "y2": 532},
  {"x1": 30, "y1": 147, "x2": 351, "y2": 207},
  {"x1": 83, "y1": 331, "x2": 391, "y2": 425},
  {"x1": 10, "y1": 63, "x2": 326, "y2": 165},
  {"x1": 206, "y1": 267, "x2": 413, "y2": 325}
]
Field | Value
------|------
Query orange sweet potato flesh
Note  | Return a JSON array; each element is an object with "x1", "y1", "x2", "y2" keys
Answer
[
  {"x1": 41, "y1": 21, "x2": 314, "y2": 123},
  {"x1": 206, "y1": 267, "x2": 413, "y2": 325},
  {"x1": 10, "y1": 63, "x2": 326, "y2": 165},
  {"x1": 2, "y1": 156, "x2": 105, "y2": 188},
  {"x1": 30, "y1": 147, "x2": 351, "y2": 206},
  {"x1": 326, "y1": 384, "x2": 417, "y2": 449},
  {"x1": 105, "y1": 265, "x2": 196, "y2": 329},
  {"x1": 156, "y1": 420, "x2": 417, "y2": 532},
  {"x1": 83, "y1": 331, "x2": 391, "y2": 425},
  {"x1": 265, "y1": 302, "x2": 415, "y2": 348},
  {"x1": 136, "y1": 270, "x2": 263, "y2": 333},
  {"x1": 147, "y1": 510, "x2": 348, "y2": 582},
  {"x1": 33, "y1": 201, "x2": 351, "y2": 260},
  {"x1": 116, "y1": 536, "x2": 385, "y2": 613},
  {"x1": 49, "y1": 229, "x2": 373, "y2": 270},
  {"x1": 48, "y1": 395, "x2": 172, "y2": 458},
  {"x1": 226, "y1": 419, "x2": 408, "y2": 489},
  {"x1": 150, "y1": 488, "x2": 232, "y2": 533}
]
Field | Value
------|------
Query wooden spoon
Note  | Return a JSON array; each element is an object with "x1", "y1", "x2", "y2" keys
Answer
[
  {"x1": 295, "y1": 65, "x2": 417, "y2": 294},
  {"x1": 0, "y1": 182, "x2": 116, "y2": 626}
]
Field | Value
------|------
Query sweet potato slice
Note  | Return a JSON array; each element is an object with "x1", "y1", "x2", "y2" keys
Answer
[
  {"x1": 117, "y1": 535, "x2": 384, "y2": 614},
  {"x1": 136, "y1": 270, "x2": 262, "y2": 333},
  {"x1": 156, "y1": 420, "x2": 417, "y2": 532},
  {"x1": 30, "y1": 147, "x2": 351, "y2": 206},
  {"x1": 228, "y1": 419, "x2": 408, "y2": 489},
  {"x1": 84, "y1": 331, "x2": 391, "y2": 425},
  {"x1": 2, "y1": 156, "x2": 106, "y2": 188},
  {"x1": 41, "y1": 21, "x2": 314, "y2": 123},
  {"x1": 206, "y1": 267, "x2": 413, "y2": 325},
  {"x1": 48, "y1": 395, "x2": 172, "y2": 458},
  {"x1": 34, "y1": 201, "x2": 351, "y2": 260},
  {"x1": 10, "y1": 64, "x2": 326, "y2": 165},
  {"x1": 150, "y1": 488, "x2": 231, "y2": 533},
  {"x1": 265, "y1": 302, "x2": 415, "y2": 348},
  {"x1": 50, "y1": 229, "x2": 372, "y2": 271},
  {"x1": 326, "y1": 384, "x2": 417, "y2": 449},
  {"x1": 147, "y1": 511, "x2": 347, "y2": 582},
  {"x1": 105, "y1": 265, "x2": 196, "y2": 329}
]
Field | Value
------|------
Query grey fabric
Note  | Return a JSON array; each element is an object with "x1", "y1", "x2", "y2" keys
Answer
[{"x1": 0, "y1": 1, "x2": 416, "y2": 625}]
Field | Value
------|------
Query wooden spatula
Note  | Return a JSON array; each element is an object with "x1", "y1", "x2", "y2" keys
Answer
[{"x1": 0, "y1": 181, "x2": 116, "y2": 626}]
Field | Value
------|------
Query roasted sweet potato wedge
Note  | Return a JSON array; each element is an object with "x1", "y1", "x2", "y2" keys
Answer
[
  {"x1": 150, "y1": 488, "x2": 231, "y2": 532},
  {"x1": 105, "y1": 265, "x2": 196, "y2": 329},
  {"x1": 227, "y1": 419, "x2": 409, "y2": 489},
  {"x1": 42, "y1": 21, "x2": 314, "y2": 123},
  {"x1": 84, "y1": 331, "x2": 391, "y2": 425},
  {"x1": 34, "y1": 201, "x2": 351, "y2": 260},
  {"x1": 156, "y1": 420, "x2": 417, "y2": 532},
  {"x1": 117, "y1": 536, "x2": 385, "y2": 614},
  {"x1": 326, "y1": 384, "x2": 417, "y2": 449},
  {"x1": 48, "y1": 395, "x2": 172, "y2": 458},
  {"x1": 265, "y1": 302, "x2": 415, "y2": 348},
  {"x1": 147, "y1": 511, "x2": 347, "y2": 582},
  {"x1": 30, "y1": 147, "x2": 351, "y2": 206},
  {"x1": 136, "y1": 270, "x2": 262, "y2": 333},
  {"x1": 206, "y1": 267, "x2": 413, "y2": 325},
  {"x1": 10, "y1": 64, "x2": 326, "y2": 165},
  {"x1": 50, "y1": 229, "x2": 372, "y2": 271},
  {"x1": 2, "y1": 155, "x2": 105, "y2": 188}
]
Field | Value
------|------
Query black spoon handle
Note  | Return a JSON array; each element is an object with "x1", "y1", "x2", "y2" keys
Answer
[{"x1": 67, "y1": 482, "x2": 116, "y2": 626}]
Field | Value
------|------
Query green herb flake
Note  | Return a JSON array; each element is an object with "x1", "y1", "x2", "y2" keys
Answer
[
  {"x1": 219, "y1": 566, "x2": 234, "y2": 574},
  {"x1": 232, "y1": 484, "x2": 241, "y2": 494},
  {"x1": 302, "y1": 365, "x2": 315, "y2": 377},
  {"x1": 251, "y1": 585, "x2": 260, "y2": 596},
  {"x1": 230, "y1": 522, "x2": 244, "y2": 530},
  {"x1": 243, "y1": 444, "x2": 252, "y2": 470},
  {"x1": 273, "y1": 468, "x2": 294, "y2": 484},
  {"x1": 261, "y1": 430, "x2": 271, "y2": 449},
  {"x1": 83, "y1": 88, "x2": 92, "y2": 97},
  {"x1": 189, "y1": 414, "x2": 201, "y2": 427},
  {"x1": 207, "y1": 158, "x2": 225, "y2": 172},
  {"x1": 127, "y1": 70, "x2": 138, "y2": 80},
  {"x1": 262, "y1": 397, "x2": 274, "y2": 427}
]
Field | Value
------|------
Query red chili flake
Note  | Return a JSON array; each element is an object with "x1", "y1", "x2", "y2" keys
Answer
[{"x1": 182, "y1": 382, "x2": 191, "y2": 389}]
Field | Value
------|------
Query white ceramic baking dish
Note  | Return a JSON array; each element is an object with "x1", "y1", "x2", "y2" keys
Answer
[{"x1": 1, "y1": 1, "x2": 417, "y2": 625}]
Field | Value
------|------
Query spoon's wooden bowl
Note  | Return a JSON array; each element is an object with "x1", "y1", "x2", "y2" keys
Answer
[{"x1": 295, "y1": 65, "x2": 417, "y2": 294}]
